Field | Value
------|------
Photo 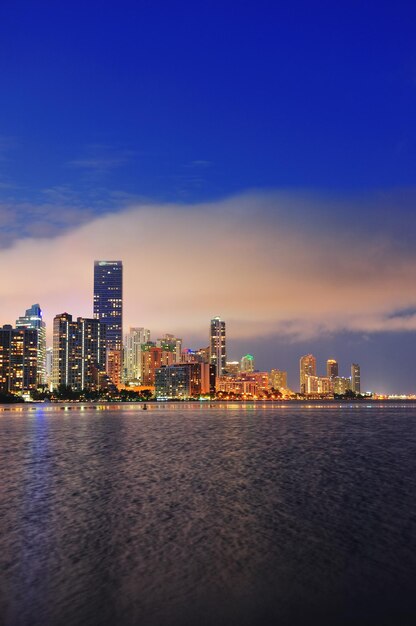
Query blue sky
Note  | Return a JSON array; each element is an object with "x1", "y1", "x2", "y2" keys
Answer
[{"x1": 1, "y1": 1, "x2": 416, "y2": 392}]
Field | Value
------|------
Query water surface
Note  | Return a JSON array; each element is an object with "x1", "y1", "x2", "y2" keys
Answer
[{"x1": 1, "y1": 403, "x2": 415, "y2": 625}]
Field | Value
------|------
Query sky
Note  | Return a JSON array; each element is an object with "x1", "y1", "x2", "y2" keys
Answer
[{"x1": 1, "y1": 1, "x2": 416, "y2": 393}]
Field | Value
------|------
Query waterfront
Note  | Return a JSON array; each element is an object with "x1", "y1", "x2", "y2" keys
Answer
[{"x1": 1, "y1": 404, "x2": 416, "y2": 625}]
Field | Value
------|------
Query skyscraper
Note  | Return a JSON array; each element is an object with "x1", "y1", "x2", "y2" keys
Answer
[
  {"x1": 123, "y1": 327, "x2": 151, "y2": 382},
  {"x1": 52, "y1": 313, "x2": 106, "y2": 391},
  {"x1": 0, "y1": 325, "x2": 38, "y2": 394},
  {"x1": 93, "y1": 260, "x2": 123, "y2": 385},
  {"x1": 210, "y1": 316, "x2": 226, "y2": 377},
  {"x1": 240, "y1": 354, "x2": 255, "y2": 373},
  {"x1": 16, "y1": 304, "x2": 46, "y2": 386},
  {"x1": 299, "y1": 354, "x2": 317, "y2": 393},
  {"x1": 326, "y1": 358, "x2": 338, "y2": 380},
  {"x1": 351, "y1": 363, "x2": 361, "y2": 394}
]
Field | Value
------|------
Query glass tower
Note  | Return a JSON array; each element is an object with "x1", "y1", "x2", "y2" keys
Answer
[{"x1": 93, "y1": 260, "x2": 123, "y2": 385}]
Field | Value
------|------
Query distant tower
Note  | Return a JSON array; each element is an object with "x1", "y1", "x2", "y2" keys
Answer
[
  {"x1": 299, "y1": 354, "x2": 316, "y2": 393},
  {"x1": 351, "y1": 363, "x2": 361, "y2": 394},
  {"x1": 93, "y1": 260, "x2": 123, "y2": 385},
  {"x1": 210, "y1": 317, "x2": 226, "y2": 376},
  {"x1": 16, "y1": 304, "x2": 46, "y2": 386},
  {"x1": 326, "y1": 359, "x2": 338, "y2": 380},
  {"x1": 240, "y1": 354, "x2": 255, "y2": 373}
]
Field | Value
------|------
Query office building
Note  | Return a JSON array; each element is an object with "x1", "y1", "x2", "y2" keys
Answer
[
  {"x1": 141, "y1": 345, "x2": 162, "y2": 386},
  {"x1": 93, "y1": 260, "x2": 123, "y2": 385},
  {"x1": 16, "y1": 304, "x2": 46, "y2": 386},
  {"x1": 351, "y1": 363, "x2": 361, "y2": 394},
  {"x1": 225, "y1": 361, "x2": 240, "y2": 376},
  {"x1": 0, "y1": 325, "x2": 38, "y2": 394},
  {"x1": 155, "y1": 363, "x2": 202, "y2": 399},
  {"x1": 269, "y1": 369, "x2": 288, "y2": 390},
  {"x1": 299, "y1": 354, "x2": 316, "y2": 393},
  {"x1": 326, "y1": 359, "x2": 338, "y2": 380},
  {"x1": 240, "y1": 354, "x2": 255, "y2": 373},
  {"x1": 210, "y1": 316, "x2": 226, "y2": 376},
  {"x1": 52, "y1": 313, "x2": 106, "y2": 391}
]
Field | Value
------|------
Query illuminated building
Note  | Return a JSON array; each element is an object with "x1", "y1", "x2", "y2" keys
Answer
[
  {"x1": 52, "y1": 313, "x2": 106, "y2": 391},
  {"x1": 157, "y1": 334, "x2": 182, "y2": 363},
  {"x1": 210, "y1": 316, "x2": 226, "y2": 376},
  {"x1": 216, "y1": 374, "x2": 257, "y2": 397},
  {"x1": 326, "y1": 359, "x2": 338, "y2": 379},
  {"x1": 123, "y1": 327, "x2": 150, "y2": 382},
  {"x1": 304, "y1": 374, "x2": 332, "y2": 395},
  {"x1": 155, "y1": 363, "x2": 202, "y2": 399},
  {"x1": 0, "y1": 325, "x2": 38, "y2": 394},
  {"x1": 299, "y1": 354, "x2": 316, "y2": 393},
  {"x1": 333, "y1": 376, "x2": 351, "y2": 395},
  {"x1": 240, "y1": 354, "x2": 255, "y2": 373},
  {"x1": 141, "y1": 345, "x2": 162, "y2": 385},
  {"x1": 269, "y1": 369, "x2": 288, "y2": 390},
  {"x1": 351, "y1": 363, "x2": 361, "y2": 393},
  {"x1": 225, "y1": 361, "x2": 240, "y2": 376},
  {"x1": 16, "y1": 304, "x2": 46, "y2": 386},
  {"x1": 93, "y1": 260, "x2": 123, "y2": 385},
  {"x1": 46, "y1": 347, "x2": 53, "y2": 387},
  {"x1": 252, "y1": 371, "x2": 269, "y2": 391}
]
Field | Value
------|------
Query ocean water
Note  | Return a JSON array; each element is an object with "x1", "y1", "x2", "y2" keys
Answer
[{"x1": 0, "y1": 402, "x2": 415, "y2": 626}]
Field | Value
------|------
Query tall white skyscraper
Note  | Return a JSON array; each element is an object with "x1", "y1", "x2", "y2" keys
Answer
[{"x1": 124, "y1": 327, "x2": 151, "y2": 382}]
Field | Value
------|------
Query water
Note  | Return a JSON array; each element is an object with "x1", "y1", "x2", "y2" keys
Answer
[{"x1": 1, "y1": 403, "x2": 416, "y2": 626}]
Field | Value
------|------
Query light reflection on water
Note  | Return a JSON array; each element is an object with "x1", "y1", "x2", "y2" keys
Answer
[{"x1": 0, "y1": 403, "x2": 416, "y2": 626}]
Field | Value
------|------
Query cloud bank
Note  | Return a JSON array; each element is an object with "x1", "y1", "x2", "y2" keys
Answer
[{"x1": 1, "y1": 191, "x2": 416, "y2": 347}]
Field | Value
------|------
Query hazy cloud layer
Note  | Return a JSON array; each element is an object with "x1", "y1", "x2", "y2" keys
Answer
[{"x1": 1, "y1": 192, "x2": 416, "y2": 350}]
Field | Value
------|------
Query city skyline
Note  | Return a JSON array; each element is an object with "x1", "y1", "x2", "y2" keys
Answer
[{"x1": 1, "y1": 3, "x2": 416, "y2": 393}]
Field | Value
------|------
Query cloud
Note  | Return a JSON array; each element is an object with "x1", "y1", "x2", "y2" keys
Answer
[
  {"x1": 1, "y1": 191, "x2": 416, "y2": 347},
  {"x1": 67, "y1": 144, "x2": 135, "y2": 176}
]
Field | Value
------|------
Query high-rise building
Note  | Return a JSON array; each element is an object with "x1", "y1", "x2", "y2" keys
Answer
[
  {"x1": 157, "y1": 334, "x2": 182, "y2": 363},
  {"x1": 240, "y1": 354, "x2": 255, "y2": 373},
  {"x1": 0, "y1": 325, "x2": 38, "y2": 394},
  {"x1": 46, "y1": 347, "x2": 53, "y2": 388},
  {"x1": 333, "y1": 376, "x2": 351, "y2": 395},
  {"x1": 326, "y1": 359, "x2": 338, "y2": 380},
  {"x1": 269, "y1": 369, "x2": 288, "y2": 390},
  {"x1": 16, "y1": 304, "x2": 46, "y2": 386},
  {"x1": 351, "y1": 363, "x2": 361, "y2": 394},
  {"x1": 123, "y1": 327, "x2": 150, "y2": 382},
  {"x1": 93, "y1": 260, "x2": 123, "y2": 385},
  {"x1": 52, "y1": 313, "x2": 106, "y2": 391},
  {"x1": 225, "y1": 361, "x2": 240, "y2": 376},
  {"x1": 140, "y1": 345, "x2": 162, "y2": 386},
  {"x1": 299, "y1": 354, "x2": 316, "y2": 393},
  {"x1": 210, "y1": 316, "x2": 226, "y2": 376},
  {"x1": 155, "y1": 363, "x2": 202, "y2": 399}
]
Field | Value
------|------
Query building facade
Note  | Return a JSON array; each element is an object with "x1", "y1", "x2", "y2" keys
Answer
[
  {"x1": 299, "y1": 354, "x2": 317, "y2": 393},
  {"x1": 52, "y1": 313, "x2": 106, "y2": 391},
  {"x1": 16, "y1": 304, "x2": 46, "y2": 386},
  {"x1": 155, "y1": 363, "x2": 202, "y2": 399},
  {"x1": 0, "y1": 325, "x2": 38, "y2": 394},
  {"x1": 269, "y1": 369, "x2": 288, "y2": 390},
  {"x1": 210, "y1": 316, "x2": 226, "y2": 376},
  {"x1": 93, "y1": 260, "x2": 123, "y2": 385},
  {"x1": 351, "y1": 363, "x2": 361, "y2": 393},
  {"x1": 326, "y1": 359, "x2": 339, "y2": 380},
  {"x1": 123, "y1": 327, "x2": 150, "y2": 382},
  {"x1": 240, "y1": 354, "x2": 255, "y2": 373}
]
